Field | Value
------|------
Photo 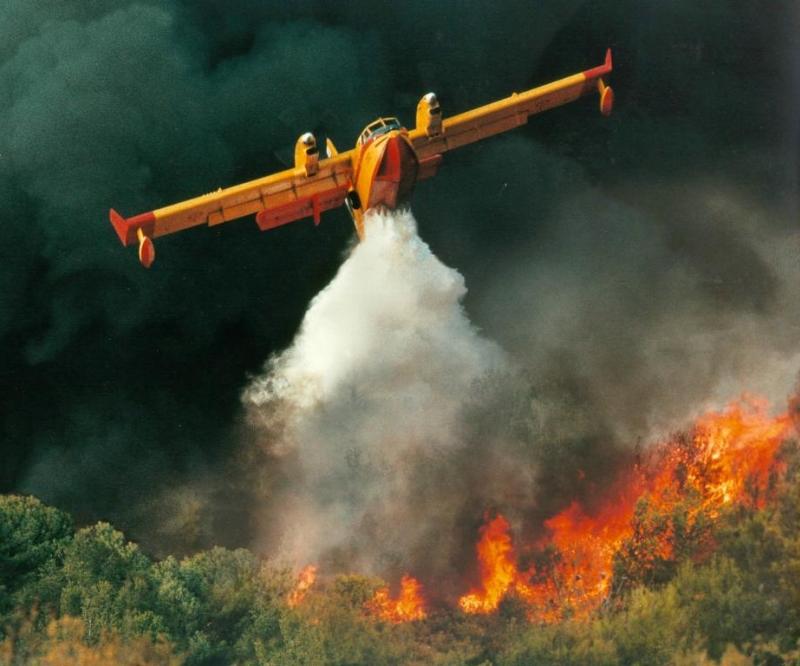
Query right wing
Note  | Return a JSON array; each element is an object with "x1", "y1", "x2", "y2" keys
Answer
[
  {"x1": 110, "y1": 140, "x2": 354, "y2": 267},
  {"x1": 409, "y1": 49, "x2": 613, "y2": 164}
]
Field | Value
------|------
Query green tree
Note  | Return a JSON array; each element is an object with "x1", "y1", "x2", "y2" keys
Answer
[
  {"x1": 0, "y1": 495, "x2": 73, "y2": 627},
  {"x1": 602, "y1": 584, "x2": 690, "y2": 665},
  {"x1": 497, "y1": 620, "x2": 617, "y2": 666},
  {"x1": 58, "y1": 522, "x2": 162, "y2": 643},
  {"x1": 152, "y1": 548, "x2": 286, "y2": 665},
  {"x1": 674, "y1": 557, "x2": 778, "y2": 661}
]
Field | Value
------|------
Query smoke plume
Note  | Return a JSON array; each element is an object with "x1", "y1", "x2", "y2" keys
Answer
[
  {"x1": 242, "y1": 210, "x2": 515, "y2": 585},
  {"x1": 240, "y1": 197, "x2": 800, "y2": 597}
]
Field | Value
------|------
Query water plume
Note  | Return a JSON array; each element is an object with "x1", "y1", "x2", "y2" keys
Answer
[{"x1": 243, "y1": 208, "x2": 507, "y2": 576}]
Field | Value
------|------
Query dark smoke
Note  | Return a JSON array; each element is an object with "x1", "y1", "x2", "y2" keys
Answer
[{"x1": 1, "y1": 0, "x2": 797, "y2": 569}]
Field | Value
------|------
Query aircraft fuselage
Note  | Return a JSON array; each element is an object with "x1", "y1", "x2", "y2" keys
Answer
[{"x1": 349, "y1": 128, "x2": 419, "y2": 237}]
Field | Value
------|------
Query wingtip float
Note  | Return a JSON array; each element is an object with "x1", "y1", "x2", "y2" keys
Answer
[{"x1": 110, "y1": 50, "x2": 614, "y2": 268}]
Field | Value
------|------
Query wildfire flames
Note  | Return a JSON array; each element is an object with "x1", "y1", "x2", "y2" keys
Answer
[
  {"x1": 458, "y1": 398, "x2": 793, "y2": 621},
  {"x1": 367, "y1": 575, "x2": 427, "y2": 622},
  {"x1": 288, "y1": 398, "x2": 794, "y2": 623},
  {"x1": 288, "y1": 565, "x2": 317, "y2": 607},
  {"x1": 458, "y1": 514, "x2": 530, "y2": 615},
  {"x1": 287, "y1": 565, "x2": 426, "y2": 622}
]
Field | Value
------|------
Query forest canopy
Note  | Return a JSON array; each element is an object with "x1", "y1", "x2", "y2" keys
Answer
[{"x1": 2, "y1": 432, "x2": 799, "y2": 665}]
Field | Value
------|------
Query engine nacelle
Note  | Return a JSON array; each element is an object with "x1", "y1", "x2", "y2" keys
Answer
[
  {"x1": 415, "y1": 92, "x2": 442, "y2": 137},
  {"x1": 295, "y1": 132, "x2": 319, "y2": 176}
]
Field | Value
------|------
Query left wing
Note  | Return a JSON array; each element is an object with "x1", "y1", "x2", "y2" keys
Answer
[
  {"x1": 409, "y1": 49, "x2": 613, "y2": 165},
  {"x1": 110, "y1": 135, "x2": 353, "y2": 267}
]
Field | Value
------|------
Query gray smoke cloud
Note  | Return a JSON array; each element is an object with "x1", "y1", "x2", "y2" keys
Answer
[
  {"x1": 239, "y1": 193, "x2": 799, "y2": 596},
  {"x1": 472, "y1": 163, "x2": 800, "y2": 445}
]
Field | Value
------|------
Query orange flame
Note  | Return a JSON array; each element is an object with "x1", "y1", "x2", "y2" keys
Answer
[
  {"x1": 458, "y1": 514, "x2": 534, "y2": 614},
  {"x1": 367, "y1": 574, "x2": 427, "y2": 622},
  {"x1": 668, "y1": 397, "x2": 790, "y2": 514},
  {"x1": 459, "y1": 398, "x2": 793, "y2": 621},
  {"x1": 288, "y1": 565, "x2": 317, "y2": 607}
]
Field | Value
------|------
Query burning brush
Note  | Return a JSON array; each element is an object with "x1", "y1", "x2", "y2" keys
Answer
[
  {"x1": 457, "y1": 397, "x2": 794, "y2": 622},
  {"x1": 288, "y1": 396, "x2": 795, "y2": 624}
]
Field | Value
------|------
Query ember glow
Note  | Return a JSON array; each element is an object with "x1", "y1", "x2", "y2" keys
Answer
[
  {"x1": 458, "y1": 398, "x2": 793, "y2": 621},
  {"x1": 367, "y1": 575, "x2": 427, "y2": 622},
  {"x1": 288, "y1": 565, "x2": 317, "y2": 608}
]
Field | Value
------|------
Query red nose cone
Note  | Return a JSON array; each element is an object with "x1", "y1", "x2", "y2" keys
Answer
[
  {"x1": 375, "y1": 135, "x2": 403, "y2": 182},
  {"x1": 380, "y1": 136, "x2": 418, "y2": 195},
  {"x1": 367, "y1": 134, "x2": 419, "y2": 210}
]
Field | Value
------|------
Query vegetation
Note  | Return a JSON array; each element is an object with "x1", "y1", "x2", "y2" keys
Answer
[{"x1": 2, "y1": 443, "x2": 799, "y2": 665}]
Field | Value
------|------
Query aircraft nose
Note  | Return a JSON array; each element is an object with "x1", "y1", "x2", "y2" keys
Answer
[{"x1": 375, "y1": 135, "x2": 403, "y2": 182}]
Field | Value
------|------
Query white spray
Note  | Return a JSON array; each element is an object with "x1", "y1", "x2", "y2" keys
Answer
[{"x1": 243, "y1": 209, "x2": 508, "y2": 573}]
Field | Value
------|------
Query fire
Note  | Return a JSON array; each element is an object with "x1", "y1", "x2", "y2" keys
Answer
[
  {"x1": 367, "y1": 575, "x2": 427, "y2": 622},
  {"x1": 459, "y1": 398, "x2": 793, "y2": 621},
  {"x1": 672, "y1": 397, "x2": 790, "y2": 513},
  {"x1": 286, "y1": 566, "x2": 426, "y2": 622},
  {"x1": 538, "y1": 479, "x2": 644, "y2": 617},
  {"x1": 458, "y1": 514, "x2": 535, "y2": 614},
  {"x1": 288, "y1": 565, "x2": 317, "y2": 607},
  {"x1": 284, "y1": 400, "x2": 793, "y2": 624}
]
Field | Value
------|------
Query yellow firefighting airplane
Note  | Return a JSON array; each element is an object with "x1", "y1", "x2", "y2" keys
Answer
[{"x1": 110, "y1": 50, "x2": 613, "y2": 267}]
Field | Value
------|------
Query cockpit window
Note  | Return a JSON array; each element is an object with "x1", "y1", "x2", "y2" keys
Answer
[{"x1": 358, "y1": 117, "x2": 401, "y2": 145}]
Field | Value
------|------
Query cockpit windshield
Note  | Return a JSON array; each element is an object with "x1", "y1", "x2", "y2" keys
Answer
[{"x1": 357, "y1": 117, "x2": 402, "y2": 145}]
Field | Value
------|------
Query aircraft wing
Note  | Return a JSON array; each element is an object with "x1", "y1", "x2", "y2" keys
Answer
[
  {"x1": 110, "y1": 147, "x2": 354, "y2": 267},
  {"x1": 409, "y1": 49, "x2": 613, "y2": 163}
]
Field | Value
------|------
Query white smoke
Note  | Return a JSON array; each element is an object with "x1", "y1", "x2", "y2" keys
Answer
[{"x1": 243, "y1": 208, "x2": 507, "y2": 573}]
